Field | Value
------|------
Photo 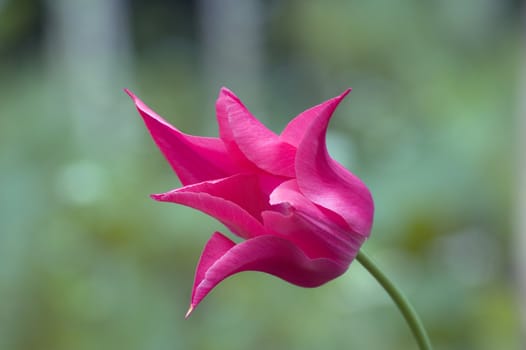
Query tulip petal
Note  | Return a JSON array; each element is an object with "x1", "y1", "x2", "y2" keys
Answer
[
  {"x1": 151, "y1": 174, "x2": 272, "y2": 239},
  {"x1": 216, "y1": 88, "x2": 296, "y2": 177},
  {"x1": 188, "y1": 232, "x2": 347, "y2": 313},
  {"x1": 263, "y1": 179, "x2": 363, "y2": 262},
  {"x1": 295, "y1": 90, "x2": 374, "y2": 236},
  {"x1": 214, "y1": 89, "x2": 257, "y2": 171},
  {"x1": 126, "y1": 89, "x2": 241, "y2": 185},
  {"x1": 187, "y1": 231, "x2": 236, "y2": 318},
  {"x1": 281, "y1": 89, "x2": 352, "y2": 147}
]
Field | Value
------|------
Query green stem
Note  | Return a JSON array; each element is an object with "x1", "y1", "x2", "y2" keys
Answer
[{"x1": 356, "y1": 250, "x2": 433, "y2": 350}]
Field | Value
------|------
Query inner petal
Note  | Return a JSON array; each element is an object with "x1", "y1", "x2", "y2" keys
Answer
[
  {"x1": 263, "y1": 179, "x2": 363, "y2": 263},
  {"x1": 152, "y1": 174, "x2": 283, "y2": 239},
  {"x1": 216, "y1": 87, "x2": 297, "y2": 177}
]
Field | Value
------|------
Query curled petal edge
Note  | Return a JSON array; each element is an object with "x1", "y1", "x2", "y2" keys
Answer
[
  {"x1": 295, "y1": 89, "x2": 374, "y2": 236},
  {"x1": 186, "y1": 232, "x2": 348, "y2": 317},
  {"x1": 280, "y1": 88, "x2": 352, "y2": 147}
]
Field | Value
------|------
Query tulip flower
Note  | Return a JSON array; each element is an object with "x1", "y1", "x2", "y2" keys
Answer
[
  {"x1": 127, "y1": 86, "x2": 433, "y2": 350},
  {"x1": 126, "y1": 87, "x2": 374, "y2": 317}
]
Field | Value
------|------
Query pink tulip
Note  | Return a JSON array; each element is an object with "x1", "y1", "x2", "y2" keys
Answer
[{"x1": 126, "y1": 87, "x2": 374, "y2": 318}]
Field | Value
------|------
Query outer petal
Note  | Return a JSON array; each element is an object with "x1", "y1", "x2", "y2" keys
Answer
[
  {"x1": 151, "y1": 174, "x2": 273, "y2": 239},
  {"x1": 126, "y1": 89, "x2": 242, "y2": 185},
  {"x1": 295, "y1": 90, "x2": 374, "y2": 236},
  {"x1": 281, "y1": 89, "x2": 352, "y2": 147},
  {"x1": 186, "y1": 231, "x2": 236, "y2": 318},
  {"x1": 216, "y1": 88, "x2": 296, "y2": 177},
  {"x1": 187, "y1": 232, "x2": 347, "y2": 316},
  {"x1": 263, "y1": 179, "x2": 364, "y2": 262}
]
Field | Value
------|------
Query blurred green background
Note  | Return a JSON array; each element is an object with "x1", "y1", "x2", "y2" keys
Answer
[{"x1": 0, "y1": 0, "x2": 524, "y2": 349}]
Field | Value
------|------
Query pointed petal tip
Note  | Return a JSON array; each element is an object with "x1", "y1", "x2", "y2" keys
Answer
[
  {"x1": 218, "y1": 86, "x2": 234, "y2": 98},
  {"x1": 218, "y1": 86, "x2": 241, "y2": 102},
  {"x1": 339, "y1": 88, "x2": 352, "y2": 100},
  {"x1": 124, "y1": 88, "x2": 135, "y2": 99},
  {"x1": 184, "y1": 305, "x2": 194, "y2": 319},
  {"x1": 150, "y1": 193, "x2": 164, "y2": 201},
  {"x1": 321, "y1": 87, "x2": 352, "y2": 118},
  {"x1": 124, "y1": 88, "x2": 146, "y2": 109}
]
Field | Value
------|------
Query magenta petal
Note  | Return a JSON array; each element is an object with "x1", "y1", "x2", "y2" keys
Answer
[
  {"x1": 125, "y1": 89, "x2": 241, "y2": 185},
  {"x1": 187, "y1": 231, "x2": 236, "y2": 317},
  {"x1": 216, "y1": 88, "x2": 296, "y2": 177},
  {"x1": 189, "y1": 233, "x2": 347, "y2": 313},
  {"x1": 263, "y1": 179, "x2": 363, "y2": 262},
  {"x1": 295, "y1": 90, "x2": 374, "y2": 236},
  {"x1": 151, "y1": 174, "x2": 271, "y2": 239},
  {"x1": 215, "y1": 88, "x2": 256, "y2": 170},
  {"x1": 281, "y1": 89, "x2": 351, "y2": 147}
]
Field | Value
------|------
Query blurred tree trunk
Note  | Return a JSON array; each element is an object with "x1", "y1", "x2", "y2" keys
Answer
[
  {"x1": 517, "y1": 13, "x2": 526, "y2": 347},
  {"x1": 198, "y1": 0, "x2": 264, "y2": 121},
  {"x1": 45, "y1": 0, "x2": 135, "y2": 159}
]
